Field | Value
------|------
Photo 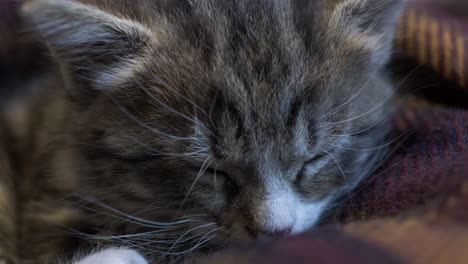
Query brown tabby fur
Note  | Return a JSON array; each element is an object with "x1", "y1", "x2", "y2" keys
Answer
[{"x1": 0, "y1": 0, "x2": 403, "y2": 263}]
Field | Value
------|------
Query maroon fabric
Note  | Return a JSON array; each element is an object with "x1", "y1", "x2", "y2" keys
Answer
[
  {"x1": 194, "y1": 229, "x2": 405, "y2": 264},
  {"x1": 342, "y1": 108, "x2": 468, "y2": 218},
  {"x1": 250, "y1": 229, "x2": 404, "y2": 264}
]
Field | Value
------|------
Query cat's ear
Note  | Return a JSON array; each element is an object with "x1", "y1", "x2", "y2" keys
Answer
[
  {"x1": 329, "y1": 0, "x2": 404, "y2": 64},
  {"x1": 21, "y1": 0, "x2": 152, "y2": 90}
]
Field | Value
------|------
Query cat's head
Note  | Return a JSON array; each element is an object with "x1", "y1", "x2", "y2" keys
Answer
[{"x1": 23, "y1": 0, "x2": 402, "y2": 258}]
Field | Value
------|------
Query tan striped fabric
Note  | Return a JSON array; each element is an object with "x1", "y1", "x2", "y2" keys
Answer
[{"x1": 396, "y1": 6, "x2": 467, "y2": 88}]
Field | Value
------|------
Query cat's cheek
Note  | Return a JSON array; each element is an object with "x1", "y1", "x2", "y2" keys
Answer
[
  {"x1": 291, "y1": 199, "x2": 330, "y2": 234},
  {"x1": 72, "y1": 248, "x2": 147, "y2": 264}
]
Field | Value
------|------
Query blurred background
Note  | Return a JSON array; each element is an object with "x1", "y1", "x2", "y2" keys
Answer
[
  {"x1": 390, "y1": 0, "x2": 468, "y2": 108},
  {"x1": 0, "y1": 0, "x2": 49, "y2": 109}
]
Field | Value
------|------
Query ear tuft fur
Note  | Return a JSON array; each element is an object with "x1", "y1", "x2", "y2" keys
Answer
[
  {"x1": 22, "y1": 0, "x2": 152, "y2": 89},
  {"x1": 335, "y1": 0, "x2": 403, "y2": 34},
  {"x1": 331, "y1": 0, "x2": 405, "y2": 65}
]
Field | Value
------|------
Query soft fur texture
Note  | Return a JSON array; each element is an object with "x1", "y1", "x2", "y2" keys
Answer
[{"x1": 0, "y1": 0, "x2": 402, "y2": 263}]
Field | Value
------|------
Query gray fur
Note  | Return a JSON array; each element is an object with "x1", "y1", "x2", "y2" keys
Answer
[{"x1": 19, "y1": 0, "x2": 403, "y2": 263}]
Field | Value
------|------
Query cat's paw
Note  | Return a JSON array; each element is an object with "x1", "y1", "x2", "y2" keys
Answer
[{"x1": 73, "y1": 248, "x2": 147, "y2": 264}]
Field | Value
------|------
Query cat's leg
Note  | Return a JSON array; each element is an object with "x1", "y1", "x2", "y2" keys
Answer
[{"x1": 72, "y1": 248, "x2": 148, "y2": 264}]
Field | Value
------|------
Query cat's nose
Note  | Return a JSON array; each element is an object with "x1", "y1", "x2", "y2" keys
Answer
[{"x1": 248, "y1": 226, "x2": 293, "y2": 241}]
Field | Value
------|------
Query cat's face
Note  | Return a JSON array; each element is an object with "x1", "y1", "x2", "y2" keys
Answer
[{"x1": 24, "y1": 0, "x2": 402, "y2": 258}]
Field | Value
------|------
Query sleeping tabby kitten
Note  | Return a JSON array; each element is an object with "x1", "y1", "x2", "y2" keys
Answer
[{"x1": 1, "y1": 0, "x2": 403, "y2": 263}]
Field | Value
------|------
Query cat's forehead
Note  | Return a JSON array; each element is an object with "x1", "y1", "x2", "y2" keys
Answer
[
  {"x1": 45, "y1": 0, "x2": 396, "y2": 162},
  {"x1": 136, "y1": 1, "x2": 373, "y2": 111}
]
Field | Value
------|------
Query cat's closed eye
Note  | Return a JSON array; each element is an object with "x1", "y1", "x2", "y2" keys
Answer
[
  {"x1": 305, "y1": 155, "x2": 326, "y2": 166},
  {"x1": 195, "y1": 167, "x2": 237, "y2": 192},
  {"x1": 295, "y1": 154, "x2": 329, "y2": 184},
  {"x1": 301, "y1": 154, "x2": 328, "y2": 173}
]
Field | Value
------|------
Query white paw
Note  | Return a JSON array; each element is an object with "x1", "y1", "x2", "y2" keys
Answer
[{"x1": 74, "y1": 248, "x2": 148, "y2": 264}]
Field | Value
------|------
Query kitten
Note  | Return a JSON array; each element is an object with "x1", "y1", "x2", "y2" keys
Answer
[{"x1": 17, "y1": 0, "x2": 403, "y2": 263}]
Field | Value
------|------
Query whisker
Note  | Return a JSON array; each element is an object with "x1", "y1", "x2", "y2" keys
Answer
[
  {"x1": 104, "y1": 236, "x2": 177, "y2": 255},
  {"x1": 320, "y1": 148, "x2": 347, "y2": 182},
  {"x1": 208, "y1": 89, "x2": 220, "y2": 129},
  {"x1": 136, "y1": 80, "x2": 215, "y2": 138},
  {"x1": 133, "y1": 227, "x2": 221, "y2": 252},
  {"x1": 212, "y1": 162, "x2": 220, "y2": 192},
  {"x1": 117, "y1": 132, "x2": 208, "y2": 158},
  {"x1": 316, "y1": 80, "x2": 439, "y2": 141},
  {"x1": 189, "y1": 227, "x2": 223, "y2": 249},
  {"x1": 324, "y1": 64, "x2": 423, "y2": 126},
  {"x1": 75, "y1": 195, "x2": 197, "y2": 227},
  {"x1": 187, "y1": 233, "x2": 219, "y2": 253},
  {"x1": 109, "y1": 96, "x2": 196, "y2": 141},
  {"x1": 69, "y1": 228, "x2": 174, "y2": 241},
  {"x1": 135, "y1": 232, "x2": 206, "y2": 246},
  {"x1": 167, "y1": 222, "x2": 217, "y2": 253},
  {"x1": 328, "y1": 114, "x2": 391, "y2": 137},
  {"x1": 328, "y1": 67, "x2": 380, "y2": 116},
  {"x1": 326, "y1": 130, "x2": 410, "y2": 152},
  {"x1": 146, "y1": 69, "x2": 209, "y2": 117},
  {"x1": 70, "y1": 201, "x2": 180, "y2": 229},
  {"x1": 348, "y1": 131, "x2": 413, "y2": 197},
  {"x1": 165, "y1": 230, "x2": 220, "y2": 256},
  {"x1": 182, "y1": 157, "x2": 212, "y2": 206},
  {"x1": 138, "y1": 233, "x2": 217, "y2": 256}
]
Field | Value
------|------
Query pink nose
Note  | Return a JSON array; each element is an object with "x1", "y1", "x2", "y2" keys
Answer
[{"x1": 248, "y1": 226, "x2": 293, "y2": 241}]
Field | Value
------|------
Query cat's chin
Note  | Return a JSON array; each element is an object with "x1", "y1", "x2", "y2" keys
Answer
[{"x1": 71, "y1": 248, "x2": 147, "y2": 264}]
